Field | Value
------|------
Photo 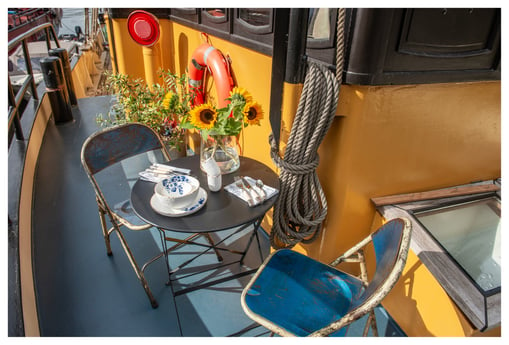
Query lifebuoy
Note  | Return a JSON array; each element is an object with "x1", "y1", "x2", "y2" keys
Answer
[{"x1": 188, "y1": 43, "x2": 234, "y2": 108}]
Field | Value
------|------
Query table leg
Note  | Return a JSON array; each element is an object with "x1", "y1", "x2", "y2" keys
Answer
[
  {"x1": 158, "y1": 228, "x2": 172, "y2": 285},
  {"x1": 169, "y1": 216, "x2": 267, "y2": 296},
  {"x1": 239, "y1": 217, "x2": 263, "y2": 265}
]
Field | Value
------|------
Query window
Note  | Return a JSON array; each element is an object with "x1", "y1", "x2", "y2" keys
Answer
[
  {"x1": 168, "y1": 8, "x2": 276, "y2": 55},
  {"x1": 373, "y1": 180, "x2": 501, "y2": 331},
  {"x1": 238, "y1": 8, "x2": 272, "y2": 29},
  {"x1": 308, "y1": 9, "x2": 334, "y2": 43},
  {"x1": 204, "y1": 8, "x2": 227, "y2": 20},
  {"x1": 201, "y1": 9, "x2": 229, "y2": 33},
  {"x1": 169, "y1": 8, "x2": 199, "y2": 24},
  {"x1": 233, "y1": 9, "x2": 274, "y2": 47},
  {"x1": 306, "y1": 8, "x2": 343, "y2": 67},
  {"x1": 415, "y1": 197, "x2": 500, "y2": 292}
]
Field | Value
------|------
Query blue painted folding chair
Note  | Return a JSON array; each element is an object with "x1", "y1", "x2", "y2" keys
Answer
[{"x1": 241, "y1": 218, "x2": 412, "y2": 336}]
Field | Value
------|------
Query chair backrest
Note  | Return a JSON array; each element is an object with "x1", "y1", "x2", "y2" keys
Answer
[
  {"x1": 351, "y1": 218, "x2": 411, "y2": 310},
  {"x1": 81, "y1": 123, "x2": 166, "y2": 176}
]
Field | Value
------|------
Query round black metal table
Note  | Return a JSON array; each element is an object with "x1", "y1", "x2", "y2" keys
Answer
[
  {"x1": 131, "y1": 155, "x2": 279, "y2": 232},
  {"x1": 130, "y1": 155, "x2": 279, "y2": 295}
]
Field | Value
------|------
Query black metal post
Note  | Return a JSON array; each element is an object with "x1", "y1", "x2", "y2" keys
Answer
[
  {"x1": 285, "y1": 8, "x2": 309, "y2": 84},
  {"x1": 21, "y1": 39, "x2": 38, "y2": 100},
  {"x1": 268, "y1": 8, "x2": 291, "y2": 146},
  {"x1": 49, "y1": 48, "x2": 78, "y2": 105},
  {"x1": 40, "y1": 56, "x2": 74, "y2": 123}
]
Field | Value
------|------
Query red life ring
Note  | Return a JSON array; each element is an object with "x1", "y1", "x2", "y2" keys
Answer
[{"x1": 188, "y1": 43, "x2": 234, "y2": 108}]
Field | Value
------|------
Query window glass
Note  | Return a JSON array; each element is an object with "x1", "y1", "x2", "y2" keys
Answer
[
  {"x1": 239, "y1": 9, "x2": 271, "y2": 27},
  {"x1": 415, "y1": 197, "x2": 501, "y2": 292},
  {"x1": 308, "y1": 8, "x2": 331, "y2": 40},
  {"x1": 204, "y1": 8, "x2": 226, "y2": 19}
]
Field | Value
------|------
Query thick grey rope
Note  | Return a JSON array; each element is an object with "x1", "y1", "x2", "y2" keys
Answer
[
  {"x1": 269, "y1": 9, "x2": 345, "y2": 249},
  {"x1": 336, "y1": 8, "x2": 345, "y2": 84},
  {"x1": 269, "y1": 62, "x2": 339, "y2": 248}
]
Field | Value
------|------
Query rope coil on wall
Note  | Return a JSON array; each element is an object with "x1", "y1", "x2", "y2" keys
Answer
[
  {"x1": 269, "y1": 9, "x2": 345, "y2": 249},
  {"x1": 270, "y1": 62, "x2": 339, "y2": 248}
]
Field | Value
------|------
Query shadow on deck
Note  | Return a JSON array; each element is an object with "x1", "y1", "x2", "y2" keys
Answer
[{"x1": 28, "y1": 95, "x2": 404, "y2": 337}]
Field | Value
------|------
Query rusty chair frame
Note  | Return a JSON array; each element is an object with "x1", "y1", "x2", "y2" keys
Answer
[
  {"x1": 240, "y1": 218, "x2": 412, "y2": 336},
  {"x1": 81, "y1": 123, "x2": 220, "y2": 308}
]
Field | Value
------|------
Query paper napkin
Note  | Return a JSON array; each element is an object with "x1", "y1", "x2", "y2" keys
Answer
[{"x1": 224, "y1": 176, "x2": 278, "y2": 207}]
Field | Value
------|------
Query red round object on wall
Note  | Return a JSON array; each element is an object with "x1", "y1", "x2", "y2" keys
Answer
[{"x1": 127, "y1": 10, "x2": 160, "y2": 47}]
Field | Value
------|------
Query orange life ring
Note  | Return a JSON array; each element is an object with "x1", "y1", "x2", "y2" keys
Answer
[{"x1": 188, "y1": 43, "x2": 234, "y2": 108}]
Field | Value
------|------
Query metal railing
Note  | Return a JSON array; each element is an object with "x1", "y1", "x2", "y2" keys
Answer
[{"x1": 8, "y1": 22, "x2": 60, "y2": 147}]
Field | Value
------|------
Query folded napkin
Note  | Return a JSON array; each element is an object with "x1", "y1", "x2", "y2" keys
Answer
[
  {"x1": 138, "y1": 171, "x2": 167, "y2": 183},
  {"x1": 152, "y1": 163, "x2": 191, "y2": 175},
  {"x1": 138, "y1": 164, "x2": 192, "y2": 183},
  {"x1": 224, "y1": 176, "x2": 278, "y2": 207}
]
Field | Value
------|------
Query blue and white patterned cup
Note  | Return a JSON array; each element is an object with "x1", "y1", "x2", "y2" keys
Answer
[{"x1": 154, "y1": 175, "x2": 200, "y2": 209}]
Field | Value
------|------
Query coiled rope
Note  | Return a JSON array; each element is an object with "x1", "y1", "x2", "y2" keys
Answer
[{"x1": 269, "y1": 9, "x2": 345, "y2": 249}]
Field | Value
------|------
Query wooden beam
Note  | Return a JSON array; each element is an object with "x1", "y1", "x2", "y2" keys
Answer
[{"x1": 371, "y1": 184, "x2": 500, "y2": 207}]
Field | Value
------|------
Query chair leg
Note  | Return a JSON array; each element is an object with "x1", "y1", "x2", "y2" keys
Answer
[
  {"x1": 369, "y1": 310, "x2": 378, "y2": 336},
  {"x1": 97, "y1": 204, "x2": 113, "y2": 256},
  {"x1": 113, "y1": 226, "x2": 159, "y2": 308},
  {"x1": 358, "y1": 250, "x2": 378, "y2": 336},
  {"x1": 203, "y1": 233, "x2": 223, "y2": 262},
  {"x1": 362, "y1": 310, "x2": 378, "y2": 336}
]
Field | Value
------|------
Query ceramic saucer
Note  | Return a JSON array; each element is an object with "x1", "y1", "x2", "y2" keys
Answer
[{"x1": 150, "y1": 187, "x2": 207, "y2": 217}]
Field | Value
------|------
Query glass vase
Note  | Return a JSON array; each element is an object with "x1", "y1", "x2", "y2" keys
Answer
[
  {"x1": 161, "y1": 132, "x2": 187, "y2": 160},
  {"x1": 200, "y1": 133, "x2": 240, "y2": 174}
]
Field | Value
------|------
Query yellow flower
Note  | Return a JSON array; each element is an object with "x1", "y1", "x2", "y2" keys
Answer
[
  {"x1": 162, "y1": 92, "x2": 173, "y2": 110},
  {"x1": 230, "y1": 86, "x2": 252, "y2": 103},
  {"x1": 189, "y1": 103, "x2": 217, "y2": 130},
  {"x1": 243, "y1": 101, "x2": 263, "y2": 126}
]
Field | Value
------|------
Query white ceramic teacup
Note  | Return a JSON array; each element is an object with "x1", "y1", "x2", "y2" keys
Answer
[{"x1": 154, "y1": 175, "x2": 200, "y2": 209}]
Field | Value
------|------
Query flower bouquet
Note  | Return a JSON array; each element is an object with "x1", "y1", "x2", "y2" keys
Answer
[
  {"x1": 96, "y1": 70, "x2": 192, "y2": 157},
  {"x1": 180, "y1": 87, "x2": 264, "y2": 174}
]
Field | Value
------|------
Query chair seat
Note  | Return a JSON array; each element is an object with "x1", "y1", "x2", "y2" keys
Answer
[
  {"x1": 113, "y1": 199, "x2": 150, "y2": 228},
  {"x1": 243, "y1": 249, "x2": 365, "y2": 336}
]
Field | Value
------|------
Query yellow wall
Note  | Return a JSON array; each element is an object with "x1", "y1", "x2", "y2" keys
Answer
[{"x1": 305, "y1": 81, "x2": 501, "y2": 263}]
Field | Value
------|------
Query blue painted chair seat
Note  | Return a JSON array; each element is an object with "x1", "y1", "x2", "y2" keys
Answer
[{"x1": 243, "y1": 249, "x2": 365, "y2": 336}]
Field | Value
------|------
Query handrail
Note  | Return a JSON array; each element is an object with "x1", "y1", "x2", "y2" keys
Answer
[
  {"x1": 8, "y1": 8, "x2": 49, "y2": 29},
  {"x1": 8, "y1": 22, "x2": 60, "y2": 147},
  {"x1": 8, "y1": 22, "x2": 60, "y2": 51}
]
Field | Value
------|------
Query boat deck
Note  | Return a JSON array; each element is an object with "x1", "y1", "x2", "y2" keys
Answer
[{"x1": 28, "y1": 95, "x2": 405, "y2": 336}]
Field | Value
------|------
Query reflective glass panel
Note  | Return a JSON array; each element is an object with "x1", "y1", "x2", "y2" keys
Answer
[
  {"x1": 308, "y1": 8, "x2": 331, "y2": 40},
  {"x1": 239, "y1": 9, "x2": 270, "y2": 26},
  {"x1": 415, "y1": 197, "x2": 501, "y2": 292},
  {"x1": 205, "y1": 8, "x2": 226, "y2": 19}
]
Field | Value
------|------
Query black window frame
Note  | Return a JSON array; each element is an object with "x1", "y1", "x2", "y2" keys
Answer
[{"x1": 169, "y1": 8, "x2": 276, "y2": 56}]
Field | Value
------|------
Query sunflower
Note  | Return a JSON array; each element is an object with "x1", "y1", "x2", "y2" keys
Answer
[
  {"x1": 230, "y1": 86, "x2": 253, "y2": 103},
  {"x1": 162, "y1": 92, "x2": 174, "y2": 110},
  {"x1": 189, "y1": 103, "x2": 217, "y2": 130},
  {"x1": 243, "y1": 101, "x2": 264, "y2": 126}
]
